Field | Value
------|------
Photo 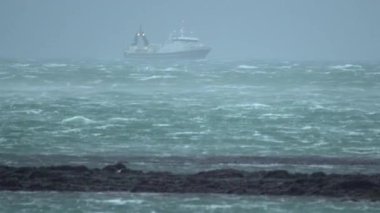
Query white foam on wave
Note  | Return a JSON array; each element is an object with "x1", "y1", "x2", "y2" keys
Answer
[
  {"x1": 109, "y1": 117, "x2": 139, "y2": 122},
  {"x1": 206, "y1": 204, "x2": 233, "y2": 210},
  {"x1": 62, "y1": 116, "x2": 96, "y2": 124},
  {"x1": 329, "y1": 64, "x2": 362, "y2": 70},
  {"x1": 160, "y1": 67, "x2": 178, "y2": 72},
  {"x1": 0, "y1": 75, "x2": 15, "y2": 80},
  {"x1": 301, "y1": 125, "x2": 320, "y2": 130},
  {"x1": 25, "y1": 109, "x2": 43, "y2": 115},
  {"x1": 11, "y1": 63, "x2": 30, "y2": 67},
  {"x1": 87, "y1": 198, "x2": 144, "y2": 205},
  {"x1": 237, "y1": 64, "x2": 258, "y2": 69},
  {"x1": 367, "y1": 72, "x2": 380, "y2": 75},
  {"x1": 235, "y1": 103, "x2": 271, "y2": 109},
  {"x1": 213, "y1": 103, "x2": 271, "y2": 111},
  {"x1": 169, "y1": 131, "x2": 209, "y2": 136},
  {"x1": 43, "y1": 63, "x2": 68, "y2": 68},
  {"x1": 347, "y1": 131, "x2": 365, "y2": 136},
  {"x1": 23, "y1": 75, "x2": 37, "y2": 79},
  {"x1": 12, "y1": 109, "x2": 43, "y2": 115},
  {"x1": 190, "y1": 116, "x2": 204, "y2": 123},
  {"x1": 60, "y1": 128, "x2": 82, "y2": 133},
  {"x1": 181, "y1": 204, "x2": 234, "y2": 211},
  {"x1": 102, "y1": 198, "x2": 143, "y2": 205},
  {"x1": 153, "y1": 123, "x2": 171, "y2": 127},
  {"x1": 95, "y1": 124, "x2": 121, "y2": 130},
  {"x1": 139, "y1": 75, "x2": 176, "y2": 81},
  {"x1": 259, "y1": 113, "x2": 295, "y2": 119},
  {"x1": 77, "y1": 85, "x2": 93, "y2": 89},
  {"x1": 343, "y1": 147, "x2": 380, "y2": 155},
  {"x1": 278, "y1": 65, "x2": 292, "y2": 69}
]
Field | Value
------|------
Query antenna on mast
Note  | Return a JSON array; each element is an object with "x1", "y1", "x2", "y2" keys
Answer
[
  {"x1": 131, "y1": 25, "x2": 149, "y2": 47},
  {"x1": 180, "y1": 20, "x2": 185, "y2": 37}
]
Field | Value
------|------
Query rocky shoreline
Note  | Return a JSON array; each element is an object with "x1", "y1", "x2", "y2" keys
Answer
[{"x1": 1, "y1": 163, "x2": 380, "y2": 201}]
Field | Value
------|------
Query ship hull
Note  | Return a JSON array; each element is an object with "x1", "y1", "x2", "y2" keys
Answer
[{"x1": 124, "y1": 48, "x2": 211, "y2": 61}]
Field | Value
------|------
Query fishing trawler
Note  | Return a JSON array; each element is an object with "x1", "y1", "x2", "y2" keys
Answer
[{"x1": 124, "y1": 26, "x2": 211, "y2": 61}]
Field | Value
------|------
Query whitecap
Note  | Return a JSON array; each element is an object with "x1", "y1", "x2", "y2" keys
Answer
[
  {"x1": 343, "y1": 147, "x2": 380, "y2": 155},
  {"x1": 11, "y1": 63, "x2": 30, "y2": 67},
  {"x1": 237, "y1": 64, "x2": 258, "y2": 69},
  {"x1": 0, "y1": 75, "x2": 15, "y2": 80},
  {"x1": 101, "y1": 198, "x2": 129, "y2": 205},
  {"x1": 60, "y1": 128, "x2": 82, "y2": 133},
  {"x1": 95, "y1": 124, "x2": 119, "y2": 130},
  {"x1": 347, "y1": 131, "x2": 364, "y2": 136},
  {"x1": 62, "y1": 116, "x2": 96, "y2": 124},
  {"x1": 277, "y1": 65, "x2": 292, "y2": 69},
  {"x1": 190, "y1": 116, "x2": 204, "y2": 123},
  {"x1": 259, "y1": 113, "x2": 294, "y2": 119},
  {"x1": 12, "y1": 109, "x2": 43, "y2": 115},
  {"x1": 153, "y1": 123, "x2": 171, "y2": 127},
  {"x1": 43, "y1": 63, "x2": 68, "y2": 68},
  {"x1": 169, "y1": 131, "x2": 207, "y2": 136},
  {"x1": 213, "y1": 103, "x2": 270, "y2": 111},
  {"x1": 329, "y1": 64, "x2": 362, "y2": 70},
  {"x1": 109, "y1": 117, "x2": 139, "y2": 122},
  {"x1": 235, "y1": 103, "x2": 271, "y2": 109},
  {"x1": 206, "y1": 204, "x2": 233, "y2": 210},
  {"x1": 367, "y1": 72, "x2": 380, "y2": 75},
  {"x1": 307, "y1": 164, "x2": 334, "y2": 169},
  {"x1": 78, "y1": 85, "x2": 93, "y2": 89},
  {"x1": 25, "y1": 109, "x2": 43, "y2": 114},
  {"x1": 160, "y1": 67, "x2": 178, "y2": 71},
  {"x1": 23, "y1": 75, "x2": 37, "y2": 79},
  {"x1": 139, "y1": 75, "x2": 176, "y2": 81},
  {"x1": 301, "y1": 125, "x2": 320, "y2": 130}
]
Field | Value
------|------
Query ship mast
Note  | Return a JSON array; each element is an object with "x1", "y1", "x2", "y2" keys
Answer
[{"x1": 131, "y1": 25, "x2": 149, "y2": 47}]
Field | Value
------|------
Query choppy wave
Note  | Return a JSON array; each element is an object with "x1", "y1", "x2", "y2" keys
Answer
[
  {"x1": 62, "y1": 116, "x2": 96, "y2": 124},
  {"x1": 237, "y1": 64, "x2": 258, "y2": 69},
  {"x1": 0, "y1": 60, "x2": 379, "y2": 161},
  {"x1": 329, "y1": 64, "x2": 363, "y2": 70},
  {"x1": 109, "y1": 117, "x2": 139, "y2": 122},
  {"x1": 43, "y1": 63, "x2": 68, "y2": 68},
  {"x1": 11, "y1": 63, "x2": 30, "y2": 67},
  {"x1": 139, "y1": 75, "x2": 176, "y2": 81}
]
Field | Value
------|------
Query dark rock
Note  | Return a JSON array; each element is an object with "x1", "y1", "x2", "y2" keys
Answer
[
  {"x1": 49, "y1": 165, "x2": 89, "y2": 172},
  {"x1": 310, "y1": 172, "x2": 326, "y2": 178},
  {"x1": 194, "y1": 169, "x2": 245, "y2": 178},
  {"x1": 334, "y1": 180, "x2": 378, "y2": 190},
  {"x1": 263, "y1": 170, "x2": 290, "y2": 178},
  {"x1": 102, "y1": 162, "x2": 128, "y2": 173},
  {"x1": 0, "y1": 163, "x2": 380, "y2": 201}
]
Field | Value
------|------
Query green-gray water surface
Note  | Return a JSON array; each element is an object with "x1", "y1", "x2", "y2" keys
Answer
[{"x1": 1, "y1": 59, "x2": 380, "y2": 212}]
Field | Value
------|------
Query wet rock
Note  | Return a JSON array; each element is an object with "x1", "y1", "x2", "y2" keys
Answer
[
  {"x1": 0, "y1": 163, "x2": 380, "y2": 201},
  {"x1": 102, "y1": 162, "x2": 128, "y2": 173},
  {"x1": 49, "y1": 165, "x2": 89, "y2": 172},
  {"x1": 263, "y1": 170, "x2": 290, "y2": 179},
  {"x1": 334, "y1": 179, "x2": 378, "y2": 190},
  {"x1": 310, "y1": 172, "x2": 326, "y2": 178},
  {"x1": 194, "y1": 169, "x2": 245, "y2": 178}
]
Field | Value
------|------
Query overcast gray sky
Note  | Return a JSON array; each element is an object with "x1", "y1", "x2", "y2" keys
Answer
[{"x1": 0, "y1": 0, "x2": 379, "y2": 61}]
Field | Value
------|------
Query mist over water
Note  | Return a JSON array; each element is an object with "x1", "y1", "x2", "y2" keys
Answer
[
  {"x1": 2, "y1": 0, "x2": 380, "y2": 211},
  {"x1": 1, "y1": 59, "x2": 380, "y2": 211},
  {"x1": 1, "y1": 59, "x2": 380, "y2": 158}
]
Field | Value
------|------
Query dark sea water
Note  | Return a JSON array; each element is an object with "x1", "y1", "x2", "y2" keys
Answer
[{"x1": 1, "y1": 59, "x2": 380, "y2": 212}]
